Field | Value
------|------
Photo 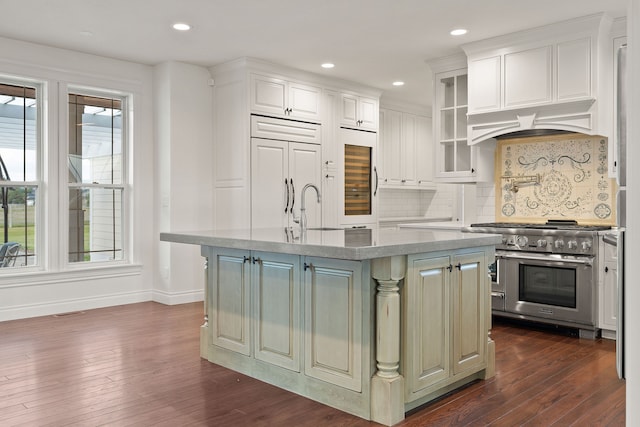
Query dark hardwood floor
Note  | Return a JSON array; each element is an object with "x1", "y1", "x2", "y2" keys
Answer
[{"x1": 0, "y1": 302, "x2": 625, "y2": 426}]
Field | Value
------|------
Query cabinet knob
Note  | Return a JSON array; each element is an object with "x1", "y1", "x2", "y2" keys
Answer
[
  {"x1": 605, "y1": 266, "x2": 609, "y2": 273},
  {"x1": 401, "y1": 179, "x2": 406, "y2": 183}
]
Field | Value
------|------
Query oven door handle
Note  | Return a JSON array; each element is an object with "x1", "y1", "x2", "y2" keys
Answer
[{"x1": 500, "y1": 252, "x2": 594, "y2": 267}]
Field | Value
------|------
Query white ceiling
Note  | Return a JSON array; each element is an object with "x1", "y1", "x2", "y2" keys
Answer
[{"x1": 0, "y1": 0, "x2": 628, "y2": 108}]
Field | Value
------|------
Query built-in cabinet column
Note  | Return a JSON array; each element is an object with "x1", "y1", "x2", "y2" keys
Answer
[{"x1": 211, "y1": 58, "x2": 381, "y2": 231}]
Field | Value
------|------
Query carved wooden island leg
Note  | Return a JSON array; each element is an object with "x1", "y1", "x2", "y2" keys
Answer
[{"x1": 371, "y1": 256, "x2": 407, "y2": 426}]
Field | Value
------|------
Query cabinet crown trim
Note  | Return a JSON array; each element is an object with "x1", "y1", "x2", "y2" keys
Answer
[{"x1": 461, "y1": 13, "x2": 612, "y2": 56}]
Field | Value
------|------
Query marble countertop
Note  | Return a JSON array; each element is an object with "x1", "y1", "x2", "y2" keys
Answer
[
  {"x1": 160, "y1": 227, "x2": 501, "y2": 260},
  {"x1": 397, "y1": 221, "x2": 468, "y2": 231}
]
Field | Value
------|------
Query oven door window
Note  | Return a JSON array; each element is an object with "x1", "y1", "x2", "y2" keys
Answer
[{"x1": 519, "y1": 264, "x2": 576, "y2": 308}]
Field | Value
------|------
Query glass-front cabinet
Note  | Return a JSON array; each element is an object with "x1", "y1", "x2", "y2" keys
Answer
[{"x1": 433, "y1": 68, "x2": 477, "y2": 182}]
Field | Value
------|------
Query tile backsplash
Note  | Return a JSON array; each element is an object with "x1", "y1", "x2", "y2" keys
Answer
[
  {"x1": 495, "y1": 133, "x2": 617, "y2": 225},
  {"x1": 378, "y1": 184, "x2": 456, "y2": 219},
  {"x1": 475, "y1": 182, "x2": 495, "y2": 223}
]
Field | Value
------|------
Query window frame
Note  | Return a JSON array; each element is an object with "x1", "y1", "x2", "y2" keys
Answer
[
  {"x1": 0, "y1": 77, "x2": 44, "y2": 272},
  {"x1": 62, "y1": 84, "x2": 132, "y2": 269}
]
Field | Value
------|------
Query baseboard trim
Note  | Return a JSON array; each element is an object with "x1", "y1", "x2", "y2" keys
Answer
[
  {"x1": 152, "y1": 289, "x2": 204, "y2": 305},
  {"x1": 0, "y1": 290, "x2": 153, "y2": 322}
]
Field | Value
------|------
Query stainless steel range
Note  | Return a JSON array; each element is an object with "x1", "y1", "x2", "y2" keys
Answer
[{"x1": 463, "y1": 220, "x2": 610, "y2": 339}]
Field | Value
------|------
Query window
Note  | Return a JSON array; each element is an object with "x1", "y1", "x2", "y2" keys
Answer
[
  {"x1": 0, "y1": 83, "x2": 39, "y2": 268},
  {"x1": 0, "y1": 77, "x2": 131, "y2": 272},
  {"x1": 68, "y1": 93, "x2": 125, "y2": 263}
]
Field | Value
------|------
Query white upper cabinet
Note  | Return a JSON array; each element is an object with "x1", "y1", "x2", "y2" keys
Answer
[
  {"x1": 379, "y1": 108, "x2": 402, "y2": 186},
  {"x1": 378, "y1": 106, "x2": 434, "y2": 189},
  {"x1": 340, "y1": 93, "x2": 378, "y2": 131},
  {"x1": 251, "y1": 73, "x2": 322, "y2": 122},
  {"x1": 414, "y1": 115, "x2": 434, "y2": 186},
  {"x1": 428, "y1": 55, "x2": 494, "y2": 183},
  {"x1": 462, "y1": 13, "x2": 614, "y2": 145}
]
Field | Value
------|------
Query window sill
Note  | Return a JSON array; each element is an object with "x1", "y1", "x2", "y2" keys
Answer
[{"x1": 0, "y1": 263, "x2": 144, "y2": 288}]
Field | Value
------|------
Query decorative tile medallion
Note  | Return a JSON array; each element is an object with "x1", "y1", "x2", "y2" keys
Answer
[{"x1": 495, "y1": 133, "x2": 617, "y2": 225}]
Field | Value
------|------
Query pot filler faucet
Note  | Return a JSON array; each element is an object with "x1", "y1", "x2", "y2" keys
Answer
[{"x1": 294, "y1": 183, "x2": 321, "y2": 233}]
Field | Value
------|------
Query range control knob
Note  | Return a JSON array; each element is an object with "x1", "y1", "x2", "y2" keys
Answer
[
  {"x1": 501, "y1": 236, "x2": 508, "y2": 245},
  {"x1": 567, "y1": 240, "x2": 578, "y2": 249},
  {"x1": 582, "y1": 241, "x2": 592, "y2": 251},
  {"x1": 516, "y1": 235, "x2": 528, "y2": 247},
  {"x1": 554, "y1": 239, "x2": 565, "y2": 249},
  {"x1": 537, "y1": 239, "x2": 548, "y2": 248}
]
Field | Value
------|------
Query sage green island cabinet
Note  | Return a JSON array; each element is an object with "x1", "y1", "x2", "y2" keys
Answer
[{"x1": 161, "y1": 227, "x2": 500, "y2": 426}]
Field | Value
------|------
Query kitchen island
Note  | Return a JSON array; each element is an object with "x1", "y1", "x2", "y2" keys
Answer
[{"x1": 160, "y1": 227, "x2": 501, "y2": 426}]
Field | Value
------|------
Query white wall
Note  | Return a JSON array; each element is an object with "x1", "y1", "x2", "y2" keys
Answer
[
  {"x1": 154, "y1": 61, "x2": 214, "y2": 305},
  {"x1": 0, "y1": 37, "x2": 156, "y2": 320}
]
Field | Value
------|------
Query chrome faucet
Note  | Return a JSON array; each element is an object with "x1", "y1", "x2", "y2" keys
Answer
[{"x1": 294, "y1": 183, "x2": 321, "y2": 233}]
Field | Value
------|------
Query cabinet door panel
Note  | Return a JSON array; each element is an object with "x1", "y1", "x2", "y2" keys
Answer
[
  {"x1": 557, "y1": 38, "x2": 591, "y2": 100},
  {"x1": 380, "y1": 109, "x2": 402, "y2": 185},
  {"x1": 359, "y1": 97, "x2": 378, "y2": 130},
  {"x1": 415, "y1": 115, "x2": 434, "y2": 185},
  {"x1": 405, "y1": 256, "x2": 450, "y2": 396},
  {"x1": 601, "y1": 260, "x2": 618, "y2": 331},
  {"x1": 289, "y1": 142, "x2": 322, "y2": 229},
  {"x1": 253, "y1": 252, "x2": 300, "y2": 371},
  {"x1": 468, "y1": 56, "x2": 501, "y2": 112},
  {"x1": 251, "y1": 74, "x2": 287, "y2": 116},
  {"x1": 304, "y1": 257, "x2": 362, "y2": 392},
  {"x1": 452, "y1": 252, "x2": 486, "y2": 374},
  {"x1": 341, "y1": 94, "x2": 359, "y2": 126},
  {"x1": 402, "y1": 113, "x2": 417, "y2": 184},
  {"x1": 211, "y1": 249, "x2": 251, "y2": 355},
  {"x1": 504, "y1": 46, "x2": 552, "y2": 107},
  {"x1": 251, "y1": 138, "x2": 288, "y2": 229},
  {"x1": 289, "y1": 82, "x2": 321, "y2": 120}
]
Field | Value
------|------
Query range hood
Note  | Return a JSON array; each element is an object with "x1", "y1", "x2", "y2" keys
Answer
[{"x1": 461, "y1": 13, "x2": 616, "y2": 146}]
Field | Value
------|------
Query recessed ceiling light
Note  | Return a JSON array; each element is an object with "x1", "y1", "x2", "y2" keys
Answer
[
  {"x1": 173, "y1": 23, "x2": 191, "y2": 31},
  {"x1": 321, "y1": 63, "x2": 335, "y2": 69},
  {"x1": 450, "y1": 28, "x2": 467, "y2": 36},
  {"x1": 392, "y1": 81, "x2": 405, "y2": 87}
]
